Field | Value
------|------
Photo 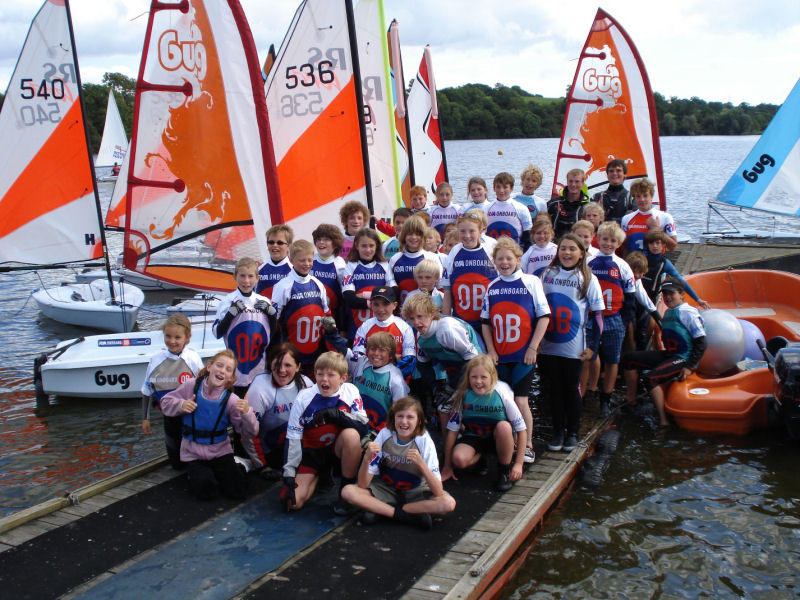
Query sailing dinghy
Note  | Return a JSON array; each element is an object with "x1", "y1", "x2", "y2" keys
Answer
[
  {"x1": 704, "y1": 77, "x2": 800, "y2": 240},
  {"x1": 95, "y1": 89, "x2": 128, "y2": 182},
  {"x1": 0, "y1": 0, "x2": 143, "y2": 333},
  {"x1": 552, "y1": 8, "x2": 666, "y2": 209},
  {"x1": 35, "y1": 317, "x2": 224, "y2": 399},
  {"x1": 35, "y1": 0, "x2": 278, "y2": 398},
  {"x1": 120, "y1": 0, "x2": 278, "y2": 292}
]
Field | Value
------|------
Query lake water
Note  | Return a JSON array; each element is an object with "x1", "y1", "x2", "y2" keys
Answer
[{"x1": 0, "y1": 136, "x2": 797, "y2": 597}]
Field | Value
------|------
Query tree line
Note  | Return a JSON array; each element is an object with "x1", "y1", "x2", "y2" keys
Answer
[
  {"x1": 436, "y1": 83, "x2": 779, "y2": 140},
  {"x1": 0, "y1": 74, "x2": 780, "y2": 145}
]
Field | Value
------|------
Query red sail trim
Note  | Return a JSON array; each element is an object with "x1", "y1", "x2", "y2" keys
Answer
[{"x1": 596, "y1": 9, "x2": 666, "y2": 209}]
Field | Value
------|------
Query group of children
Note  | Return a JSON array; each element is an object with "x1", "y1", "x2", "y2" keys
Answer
[{"x1": 138, "y1": 161, "x2": 709, "y2": 529}]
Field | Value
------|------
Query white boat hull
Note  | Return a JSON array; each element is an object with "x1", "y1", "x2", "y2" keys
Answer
[
  {"x1": 166, "y1": 294, "x2": 221, "y2": 317},
  {"x1": 33, "y1": 280, "x2": 144, "y2": 333},
  {"x1": 36, "y1": 321, "x2": 224, "y2": 399},
  {"x1": 74, "y1": 268, "x2": 184, "y2": 291}
]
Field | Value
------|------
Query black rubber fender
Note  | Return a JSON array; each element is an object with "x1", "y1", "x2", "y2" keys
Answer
[{"x1": 595, "y1": 428, "x2": 621, "y2": 455}]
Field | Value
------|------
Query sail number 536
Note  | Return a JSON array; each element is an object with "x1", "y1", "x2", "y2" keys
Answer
[{"x1": 285, "y1": 61, "x2": 335, "y2": 89}]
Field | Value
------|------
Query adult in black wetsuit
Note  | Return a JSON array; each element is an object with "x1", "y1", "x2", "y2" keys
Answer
[
  {"x1": 547, "y1": 168, "x2": 590, "y2": 240},
  {"x1": 591, "y1": 158, "x2": 633, "y2": 224}
]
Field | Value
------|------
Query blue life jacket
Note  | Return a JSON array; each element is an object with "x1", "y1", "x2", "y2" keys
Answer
[{"x1": 182, "y1": 377, "x2": 232, "y2": 445}]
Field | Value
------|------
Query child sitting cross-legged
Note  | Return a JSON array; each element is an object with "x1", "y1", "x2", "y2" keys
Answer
[{"x1": 341, "y1": 397, "x2": 456, "y2": 529}]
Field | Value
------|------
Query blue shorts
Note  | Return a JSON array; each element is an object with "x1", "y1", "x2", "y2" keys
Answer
[
  {"x1": 496, "y1": 362, "x2": 535, "y2": 397},
  {"x1": 599, "y1": 313, "x2": 625, "y2": 364}
]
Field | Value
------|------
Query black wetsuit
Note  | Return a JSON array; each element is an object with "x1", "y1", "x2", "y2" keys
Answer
[
  {"x1": 592, "y1": 184, "x2": 632, "y2": 223},
  {"x1": 547, "y1": 190, "x2": 590, "y2": 240}
]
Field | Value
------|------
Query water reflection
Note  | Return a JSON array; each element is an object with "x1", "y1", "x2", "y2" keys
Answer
[{"x1": 503, "y1": 416, "x2": 800, "y2": 598}]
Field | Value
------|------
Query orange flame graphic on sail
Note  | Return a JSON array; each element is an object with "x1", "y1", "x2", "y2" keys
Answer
[
  {"x1": 575, "y1": 36, "x2": 646, "y2": 181},
  {"x1": 146, "y1": 2, "x2": 251, "y2": 241}
]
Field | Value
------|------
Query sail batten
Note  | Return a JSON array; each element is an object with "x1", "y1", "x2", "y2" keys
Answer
[
  {"x1": 122, "y1": 0, "x2": 277, "y2": 292},
  {"x1": 552, "y1": 9, "x2": 665, "y2": 209}
]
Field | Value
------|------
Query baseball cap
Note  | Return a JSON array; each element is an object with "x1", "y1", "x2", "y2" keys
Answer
[
  {"x1": 371, "y1": 286, "x2": 397, "y2": 303},
  {"x1": 661, "y1": 279, "x2": 685, "y2": 293}
]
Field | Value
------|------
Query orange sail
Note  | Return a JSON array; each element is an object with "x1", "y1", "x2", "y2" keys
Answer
[
  {"x1": 552, "y1": 9, "x2": 666, "y2": 209},
  {"x1": 122, "y1": 0, "x2": 279, "y2": 291}
]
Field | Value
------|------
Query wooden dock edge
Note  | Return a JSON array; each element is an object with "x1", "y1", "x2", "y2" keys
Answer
[
  {"x1": 0, "y1": 455, "x2": 169, "y2": 535},
  {"x1": 404, "y1": 416, "x2": 612, "y2": 600}
]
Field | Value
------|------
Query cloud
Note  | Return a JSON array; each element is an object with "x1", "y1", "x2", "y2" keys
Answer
[{"x1": 1, "y1": 0, "x2": 799, "y2": 105}]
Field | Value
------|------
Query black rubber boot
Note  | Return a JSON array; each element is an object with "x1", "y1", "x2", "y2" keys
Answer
[
  {"x1": 496, "y1": 462, "x2": 514, "y2": 492},
  {"x1": 393, "y1": 506, "x2": 432, "y2": 530}
]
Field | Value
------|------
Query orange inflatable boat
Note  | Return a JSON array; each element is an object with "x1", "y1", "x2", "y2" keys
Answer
[{"x1": 665, "y1": 269, "x2": 800, "y2": 435}]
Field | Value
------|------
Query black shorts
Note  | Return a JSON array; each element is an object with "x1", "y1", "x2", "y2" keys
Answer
[
  {"x1": 298, "y1": 446, "x2": 337, "y2": 476},
  {"x1": 458, "y1": 434, "x2": 496, "y2": 456}
]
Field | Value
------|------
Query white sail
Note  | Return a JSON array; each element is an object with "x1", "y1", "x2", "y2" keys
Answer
[
  {"x1": 0, "y1": 0, "x2": 103, "y2": 267},
  {"x1": 552, "y1": 9, "x2": 666, "y2": 208},
  {"x1": 265, "y1": 0, "x2": 369, "y2": 243},
  {"x1": 407, "y1": 46, "x2": 448, "y2": 204},
  {"x1": 95, "y1": 89, "x2": 128, "y2": 168},
  {"x1": 355, "y1": 0, "x2": 401, "y2": 220}
]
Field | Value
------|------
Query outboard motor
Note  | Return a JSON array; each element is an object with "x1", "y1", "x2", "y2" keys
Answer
[{"x1": 759, "y1": 337, "x2": 800, "y2": 439}]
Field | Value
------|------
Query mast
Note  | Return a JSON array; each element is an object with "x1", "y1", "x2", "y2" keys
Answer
[
  {"x1": 345, "y1": 0, "x2": 375, "y2": 217},
  {"x1": 388, "y1": 19, "x2": 415, "y2": 198},
  {"x1": 64, "y1": 0, "x2": 116, "y2": 304}
]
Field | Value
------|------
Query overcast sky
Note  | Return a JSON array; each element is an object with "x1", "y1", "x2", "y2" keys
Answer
[{"x1": 1, "y1": 0, "x2": 799, "y2": 105}]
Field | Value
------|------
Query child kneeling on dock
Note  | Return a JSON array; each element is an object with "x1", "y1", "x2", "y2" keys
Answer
[
  {"x1": 621, "y1": 278, "x2": 707, "y2": 426},
  {"x1": 442, "y1": 356, "x2": 527, "y2": 491},
  {"x1": 341, "y1": 397, "x2": 455, "y2": 529},
  {"x1": 160, "y1": 350, "x2": 258, "y2": 500},
  {"x1": 281, "y1": 352, "x2": 368, "y2": 515}
]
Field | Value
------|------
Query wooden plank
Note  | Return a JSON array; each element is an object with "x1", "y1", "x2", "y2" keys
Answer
[
  {"x1": 98, "y1": 487, "x2": 138, "y2": 501},
  {"x1": 449, "y1": 530, "x2": 497, "y2": 556},
  {"x1": 59, "y1": 503, "x2": 99, "y2": 518},
  {"x1": 493, "y1": 492, "x2": 528, "y2": 505},
  {"x1": 36, "y1": 511, "x2": 81, "y2": 527},
  {"x1": 0, "y1": 541, "x2": 13, "y2": 553},
  {"x1": 470, "y1": 515, "x2": 510, "y2": 535},
  {"x1": 0, "y1": 497, "x2": 69, "y2": 535},
  {"x1": 412, "y1": 574, "x2": 459, "y2": 595},
  {"x1": 71, "y1": 495, "x2": 115, "y2": 511},
  {"x1": 442, "y1": 417, "x2": 609, "y2": 600},
  {"x1": 403, "y1": 589, "x2": 447, "y2": 600},
  {"x1": 0, "y1": 522, "x2": 52, "y2": 546},
  {"x1": 426, "y1": 559, "x2": 474, "y2": 583}
]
